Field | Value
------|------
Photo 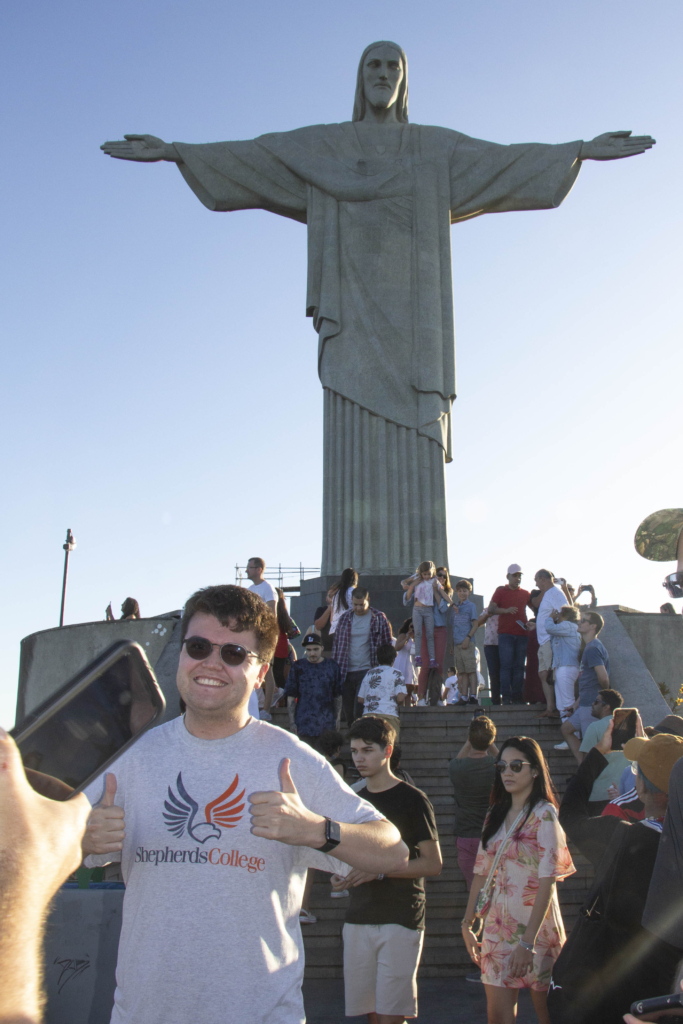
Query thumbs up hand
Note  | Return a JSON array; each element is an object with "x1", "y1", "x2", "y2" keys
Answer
[
  {"x1": 249, "y1": 758, "x2": 327, "y2": 848},
  {"x1": 82, "y1": 773, "x2": 125, "y2": 857}
]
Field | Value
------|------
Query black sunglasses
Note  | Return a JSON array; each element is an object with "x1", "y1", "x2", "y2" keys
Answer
[
  {"x1": 663, "y1": 572, "x2": 683, "y2": 600},
  {"x1": 183, "y1": 636, "x2": 265, "y2": 666},
  {"x1": 495, "y1": 759, "x2": 532, "y2": 774}
]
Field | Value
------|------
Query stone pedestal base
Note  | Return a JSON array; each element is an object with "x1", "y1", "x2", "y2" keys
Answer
[{"x1": 290, "y1": 573, "x2": 483, "y2": 656}]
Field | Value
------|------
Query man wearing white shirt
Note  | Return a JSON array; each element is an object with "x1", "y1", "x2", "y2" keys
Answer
[
  {"x1": 81, "y1": 584, "x2": 407, "y2": 1024},
  {"x1": 246, "y1": 556, "x2": 277, "y2": 717},
  {"x1": 535, "y1": 570, "x2": 571, "y2": 718}
]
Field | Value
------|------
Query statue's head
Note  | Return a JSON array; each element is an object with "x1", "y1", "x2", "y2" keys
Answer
[{"x1": 352, "y1": 41, "x2": 408, "y2": 123}]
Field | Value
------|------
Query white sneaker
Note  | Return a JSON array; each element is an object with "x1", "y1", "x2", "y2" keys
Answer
[
  {"x1": 299, "y1": 908, "x2": 317, "y2": 924},
  {"x1": 270, "y1": 687, "x2": 285, "y2": 709},
  {"x1": 417, "y1": 699, "x2": 427, "y2": 706},
  {"x1": 554, "y1": 741, "x2": 569, "y2": 750},
  {"x1": 259, "y1": 710, "x2": 272, "y2": 721}
]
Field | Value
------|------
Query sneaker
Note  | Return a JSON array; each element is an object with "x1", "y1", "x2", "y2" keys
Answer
[
  {"x1": 417, "y1": 698, "x2": 427, "y2": 706},
  {"x1": 467, "y1": 695, "x2": 479, "y2": 705},
  {"x1": 429, "y1": 659, "x2": 439, "y2": 669},
  {"x1": 465, "y1": 970, "x2": 482, "y2": 984},
  {"x1": 270, "y1": 686, "x2": 285, "y2": 709},
  {"x1": 299, "y1": 908, "x2": 317, "y2": 924},
  {"x1": 259, "y1": 710, "x2": 272, "y2": 721},
  {"x1": 330, "y1": 889, "x2": 349, "y2": 899},
  {"x1": 554, "y1": 741, "x2": 569, "y2": 750},
  {"x1": 414, "y1": 656, "x2": 422, "y2": 667}
]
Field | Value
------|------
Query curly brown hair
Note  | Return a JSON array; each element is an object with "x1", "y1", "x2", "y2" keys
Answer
[{"x1": 180, "y1": 585, "x2": 279, "y2": 661}]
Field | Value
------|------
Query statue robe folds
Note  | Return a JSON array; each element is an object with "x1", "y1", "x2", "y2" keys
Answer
[{"x1": 174, "y1": 124, "x2": 582, "y2": 575}]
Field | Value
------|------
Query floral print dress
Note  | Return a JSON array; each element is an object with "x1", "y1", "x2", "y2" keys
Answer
[{"x1": 473, "y1": 801, "x2": 575, "y2": 990}]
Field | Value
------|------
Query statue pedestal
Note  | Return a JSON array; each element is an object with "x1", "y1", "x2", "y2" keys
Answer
[{"x1": 289, "y1": 573, "x2": 483, "y2": 653}]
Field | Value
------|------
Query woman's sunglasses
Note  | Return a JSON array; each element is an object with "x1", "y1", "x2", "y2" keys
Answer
[
  {"x1": 495, "y1": 759, "x2": 532, "y2": 774},
  {"x1": 183, "y1": 636, "x2": 265, "y2": 666}
]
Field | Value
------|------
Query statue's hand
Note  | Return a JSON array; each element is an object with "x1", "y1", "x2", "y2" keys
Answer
[
  {"x1": 100, "y1": 134, "x2": 178, "y2": 162},
  {"x1": 580, "y1": 131, "x2": 656, "y2": 161}
]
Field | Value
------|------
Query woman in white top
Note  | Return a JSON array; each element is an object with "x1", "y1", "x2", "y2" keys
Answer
[
  {"x1": 317, "y1": 567, "x2": 359, "y2": 635},
  {"x1": 394, "y1": 618, "x2": 418, "y2": 702}
]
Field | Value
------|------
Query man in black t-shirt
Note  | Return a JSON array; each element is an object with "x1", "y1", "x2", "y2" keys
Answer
[{"x1": 332, "y1": 716, "x2": 442, "y2": 1023}]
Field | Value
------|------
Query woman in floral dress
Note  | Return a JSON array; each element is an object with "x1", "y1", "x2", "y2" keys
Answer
[{"x1": 461, "y1": 736, "x2": 574, "y2": 1024}]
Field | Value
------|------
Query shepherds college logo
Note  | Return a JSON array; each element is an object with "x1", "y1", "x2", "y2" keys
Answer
[{"x1": 163, "y1": 772, "x2": 245, "y2": 842}]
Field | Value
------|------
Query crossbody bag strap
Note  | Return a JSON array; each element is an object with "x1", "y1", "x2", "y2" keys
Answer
[{"x1": 482, "y1": 807, "x2": 528, "y2": 892}]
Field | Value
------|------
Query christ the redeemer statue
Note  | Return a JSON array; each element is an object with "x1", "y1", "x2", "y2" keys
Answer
[{"x1": 102, "y1": 41, "x2": 654, "y2": 577}]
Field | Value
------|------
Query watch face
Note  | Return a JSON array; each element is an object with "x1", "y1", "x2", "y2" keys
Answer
[{"x1": 326, "y1": 819, "x2": 341, "y2": 845}]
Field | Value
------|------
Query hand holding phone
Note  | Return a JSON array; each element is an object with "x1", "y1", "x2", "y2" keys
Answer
[
  {"x1": 611, "y1": 708, "x2": 639, "y2": 751},
  {"x1": 11, "y1": 642, "x2": 165, "y2": 802}
]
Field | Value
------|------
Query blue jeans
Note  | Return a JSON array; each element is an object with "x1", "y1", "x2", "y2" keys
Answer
[{"x1": 498, "y1": 634, "x2": 528, "y2": 702}]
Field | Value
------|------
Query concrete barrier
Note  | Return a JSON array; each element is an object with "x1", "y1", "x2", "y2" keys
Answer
[
  {"x1": 596, "y1": 606, "x2": 672, "y2": 725},
  {"x1": 17, "y1": 614, "x2": 182, "y2": 726},
  {"x1": 44, "y1": 888, "x2": 122, "y2": 1024}
]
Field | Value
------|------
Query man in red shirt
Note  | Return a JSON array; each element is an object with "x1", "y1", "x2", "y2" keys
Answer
[{"x1": 487, "y1": 564, "x2": 531, "y2": 704}]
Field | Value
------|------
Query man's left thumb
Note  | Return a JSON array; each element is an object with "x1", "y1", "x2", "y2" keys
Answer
[{"x1": 280, "y1": 758, "x2": 296, "y2": 794}]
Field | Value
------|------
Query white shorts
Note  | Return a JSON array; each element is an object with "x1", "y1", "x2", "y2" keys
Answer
[
  {"x1": 554, "y1": 666, "x2": 580, "y2": 720},
  {"x1": 342, "y1": 922, "x2": 424, "y2": 1017}
]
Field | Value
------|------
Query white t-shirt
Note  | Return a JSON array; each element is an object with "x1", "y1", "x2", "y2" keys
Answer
[
  {"x1": 329, "y1": 586, "x2": 355, "y2": 634},
  {"x1": 84, "y1": 716, "x2": 381, "y2": 1024},
  {"x1": 249, "y1": 579, "x2": 277, "y2": 605},
  {"x1": 536, "y1": 586, "x2": 567, "y2": 646},
  {"x1": 444, "y1": 676, "x2": 461, "y2": 703},
  {"x1": 393, "y1": 637, "x2": 417, "y2": 687},
  {"x1": 358, "y1": 666, "x2": 407, "y2": 717},
  {"x1": 414, "y1": 579, "x2": 435, "y2": 605}
]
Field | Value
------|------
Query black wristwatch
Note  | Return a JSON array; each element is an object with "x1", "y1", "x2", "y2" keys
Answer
[{"x1": 319, "y1": 818, "x2": 341, "y2": 853}]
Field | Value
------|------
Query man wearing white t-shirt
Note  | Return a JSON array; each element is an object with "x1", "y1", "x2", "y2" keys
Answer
[
  {"x1": 535, "y1": 569, "x2": 572, "y2": 718},
  {"x1": 246, "y1": 556, "x2": 277, "y2": 718},
  {"x1": 357, "y1": 643, "x2": 407, "y2": 738},
  {"x1": 82, "y1": 584, "x2": 407, "y2": 1024}
]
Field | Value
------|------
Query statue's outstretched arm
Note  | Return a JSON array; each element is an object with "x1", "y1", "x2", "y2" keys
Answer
[
  {"x1": 579, "y1": 131, "x2": 655, "y2": 161},
  {"x1": 100, "y1": 134, "x2": 181, "y2": 163}
]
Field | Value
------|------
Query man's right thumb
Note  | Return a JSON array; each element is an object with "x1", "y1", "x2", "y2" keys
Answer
[{"x1": 101, "y1": 772, "x2": 117, "y2": 806}]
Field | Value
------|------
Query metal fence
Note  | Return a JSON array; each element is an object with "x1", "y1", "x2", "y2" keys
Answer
[{"x1": 234, "y1": 564, "x2": 320, "y2": 593}]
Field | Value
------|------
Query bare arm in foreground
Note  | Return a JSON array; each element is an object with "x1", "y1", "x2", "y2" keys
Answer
[{"x1": 0, "y1": 728, "x2": 90, "y2": 1024}]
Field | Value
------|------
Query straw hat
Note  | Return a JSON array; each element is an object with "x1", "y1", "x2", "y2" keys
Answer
[{"x1": 624, "y1": 733, "x2": 683, "y2": 794}]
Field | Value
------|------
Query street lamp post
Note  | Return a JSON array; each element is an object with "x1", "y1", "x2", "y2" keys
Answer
[{"x1": 59, "y1": 529, "x2": 76, "y2": 627}]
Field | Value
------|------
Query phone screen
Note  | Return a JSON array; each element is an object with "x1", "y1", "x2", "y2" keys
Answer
[
  {"x1": 611, "y1": 708, "x2": 638, "y2": 751},
  {"x1": 12, "y1": 645, "x2": 163, "y2": 800}
]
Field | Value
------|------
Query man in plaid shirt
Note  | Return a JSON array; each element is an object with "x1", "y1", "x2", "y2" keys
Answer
[{"x1": 333, "y1": 587, "x2": 392, "y2": 726}]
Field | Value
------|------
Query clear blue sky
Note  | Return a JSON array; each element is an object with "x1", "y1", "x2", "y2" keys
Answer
[{"x1": 1, "y1": 0, "x2": 681, "y2": 726}]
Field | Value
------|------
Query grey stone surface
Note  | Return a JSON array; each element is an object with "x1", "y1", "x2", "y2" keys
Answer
[
  {"x1": 290, "y1": 573, "x2": 486, "y2": 677},
  {"x1": 596, "y1": 605, "x2": 672, "y2": 725},
  {"x1": 616, "y1": 609, "x2": 683, "y2": 710},
  {"x1": 16, "y1": 614, "x2": 180, "y2": 726},
  {"x1": 44, "y1": 889, "x2": 123, "y2": 1024},
  {"x1": 100, "y1": 43, "x2": 654, "y2": 576}
]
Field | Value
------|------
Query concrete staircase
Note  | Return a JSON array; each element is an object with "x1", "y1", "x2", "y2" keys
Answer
[{"x1": 273, "y1": 703, "x2": 595, "y2": 979}]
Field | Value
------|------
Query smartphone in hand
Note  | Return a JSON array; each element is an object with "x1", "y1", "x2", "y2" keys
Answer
[
  {"x1": 11, "y1": 641, "x2": 165, "y2": 800},
  {"x1": 611, "y1": 708, "x2": 638, "y2": 751}
]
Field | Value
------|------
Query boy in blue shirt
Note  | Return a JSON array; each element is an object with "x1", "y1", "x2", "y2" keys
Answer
[{"x1": 451, "y1": 580, "x2": 480, "y2": 705}]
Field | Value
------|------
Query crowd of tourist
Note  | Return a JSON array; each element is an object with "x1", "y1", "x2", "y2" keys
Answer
[{"x1": 4, "y1": 559, "x2": 683, "y2": 1024}]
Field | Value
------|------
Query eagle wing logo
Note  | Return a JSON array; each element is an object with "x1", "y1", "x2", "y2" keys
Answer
[{"x1": 163, "y1": 772, "x2": 245, "y2": 843}]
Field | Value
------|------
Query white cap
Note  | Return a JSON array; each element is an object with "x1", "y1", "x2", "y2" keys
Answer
[{"x1": 507, "y1": 563, "x2": 523, "y2": 574}]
